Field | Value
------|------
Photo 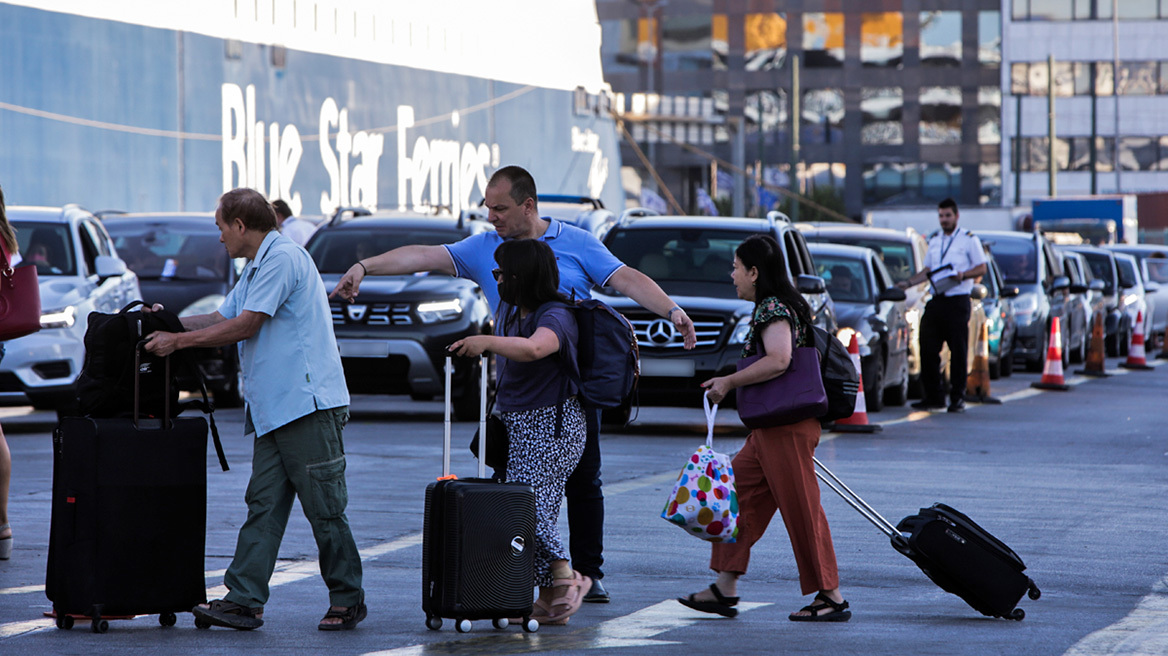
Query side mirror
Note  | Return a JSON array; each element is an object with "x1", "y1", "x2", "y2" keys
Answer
[
  {"x1": 877, "y1": 287, "x2": 907, "y2": 302},
  {"x1": 1145, "y1": 280, "x2": 1161, "y2": 293},
  {"x1": 1051, "y1": 275, "x2": 1070, "y2": 292},
  {"x1": 797, "y1": 274, "x2": 826, "y2": 295},
  {"x1": 1089, "y1": 279, "x2": 1106, "y2": 292},
  {"x1": 1069, "y1": 283, "x2": 1088, "y2": 294},
  {"x1": 1001, "y1": 286, "x2": 1020, "y2": 298},
  {"x1": 970, "y1": 283, "x2": 988, "y2": 301},
  {"x1": 95, "y1": 255, "x2": 128, "y2": 280}
]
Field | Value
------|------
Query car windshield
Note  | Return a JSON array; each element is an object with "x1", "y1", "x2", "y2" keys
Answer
[
  {"x1": 604, "y1": 227, "x2": 744, "y2": 290},
  {"x1": 1078, "y1": 252, "x2": 1115, "y2": 286},
  {"x1": 983, "y1": 238, "x2": 1036, "y2": 285},
  {"x1": 10, "y1": 221, "x2": 76, "y2": 276},
  {"x1": 309, "y1": 229, "x2": 461, "y2": 274},
  {"x1": 813, "y1": 255, "x2": 872, "y2": 303},
  {"x1": 1143, "y1": 256, "x2": 1168, "y2": 284},
  {"x1": 808, "y1": 237, "x2": 915, "y2": 285},
  {"x1": 106, "y1": 224, "x2": 227, "y2": 281}
]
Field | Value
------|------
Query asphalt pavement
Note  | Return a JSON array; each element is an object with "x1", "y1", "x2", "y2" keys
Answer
[{"x1": 2, "y1": 355, "x2": 1167, "y2": 656}]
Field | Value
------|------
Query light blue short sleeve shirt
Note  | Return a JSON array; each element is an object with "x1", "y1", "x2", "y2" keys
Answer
[
  {"x1": 444, "y1": 219, "x2": 624, "y2": 314},
  {"x1": 219, "y1": 231, "x2": 349, "y2": 436}
]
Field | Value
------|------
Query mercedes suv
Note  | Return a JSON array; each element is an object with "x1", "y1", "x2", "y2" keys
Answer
[
  {"x1": 306, "y1": 211, "x2": 495, "y2": 420},
  {"x1": 593, "y1": 210, "x2": 835, "y2": 418}
]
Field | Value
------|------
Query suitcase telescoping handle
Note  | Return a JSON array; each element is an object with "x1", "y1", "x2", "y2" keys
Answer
[
  {"x1": 813, "y1": 457, "x2": 910, "y2": 552},
  {"x1": 441, "y1": 355, "x2": 489, "y2": 480}
]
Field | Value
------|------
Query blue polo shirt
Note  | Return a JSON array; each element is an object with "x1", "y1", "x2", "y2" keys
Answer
[
  {"x1": 219, "y1": 231, "x2": 350, "y2": 437},
  {"x1": 444, "y1": 219, "x2": 624, "y2": 315}
]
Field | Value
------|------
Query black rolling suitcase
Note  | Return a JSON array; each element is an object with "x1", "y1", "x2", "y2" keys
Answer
[
  {"x1": 814, "y1": 458, "x2": 1041, "y2": 620},
  {"x1": 46, "y1": 348, "x2": 215, "y2": 633},
  {"x1": 422, "y1": 356, "x2": 539, "y2": 633}
]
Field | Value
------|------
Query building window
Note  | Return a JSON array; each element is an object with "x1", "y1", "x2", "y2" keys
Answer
[
  {"x1": 862, "y1": 163, "x2": 961, "y2": 204},
  {"x1": 861, "y1": 13, "x2": 903, "y2": 68},
  {"x1": 920, "y1": 87, "x2": 962, "y2": 145},
  {"x1": 802, "y1": 89, "x2": 845, "y2": 144},
  {"x1": 1118, "y1": 137, "x2": 1160, "y2": 170},
  {"x1": 746, "y1": 90, "x2": 788, "y2": 134},
  {"x1": 1159, "y1": 137, "x2": 1168, "y2": 170},
  {"x1": 979, "y1": 11, "x2": 1001, "y2": 68},
  {"x1": 1010, "y1": 61, "x2": 1118, "y2": 96},
  {"x1": 861, "y1": 88, "x2": 904, "y2": 145},
  {"x1": 980, "y1": 164, "x2": 1002, "y2": 205},
  {"x1": 1117, "y1": 61, "x2": 1158, "y2": 95},
  {"x1": 745, "y1": 12, "x2": 787, "y2": 71},
  {"x1": 978, "y1": 87, "x2": 1001, "y2": 145},
  {"x1": 1021, "y1": 137, "x2": 1116, "y2": 171},
  {"x1": 803, "y1": 13, "x2": 844, "y2": 68},
  {"x1": 1099, "y1": 0, "x2": 1160, "y2": 19},
  {"x1": 920, "y1": 11, "x2": 961, "y2": 67},
  {"x1": 662, "y1": 15, "x2": 713, "y2": 71},
  {"x1": 1028, "y1": 0, "x2": 1075, "y2": 21}
]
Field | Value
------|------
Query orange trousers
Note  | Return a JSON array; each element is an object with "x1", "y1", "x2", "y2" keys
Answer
[{"x1": 710, "y1": 417, "x2": 840, "y2": 595}]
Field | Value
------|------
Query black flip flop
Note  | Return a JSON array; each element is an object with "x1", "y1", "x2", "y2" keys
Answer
[
  {"x1": 192, "y1": 599, "x2": 264, "y2": 630},
  {"x1": 789, "y1": 592, "x2": 851, "y2": 622},
  {"x1": 678, "y1": 583, "x2": 739, "y2": 618}
]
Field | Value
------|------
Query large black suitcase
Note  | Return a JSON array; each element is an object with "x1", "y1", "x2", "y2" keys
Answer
[
  {"x1": 814, "y1": 458, "x2": 1040, "y2": 620},
  {"x1": 46, "y1": 350, "x2": 212, "y2": 633},
  {"x1": 422, "y1": 356, "x2": 538, "y2": 633}
]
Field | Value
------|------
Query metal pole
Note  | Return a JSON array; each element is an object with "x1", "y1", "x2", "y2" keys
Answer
[
  {"x1": 790, "y1": 54, "x2": 801, "y2": 221},
  {"x1": 1048, "y1": 54, "x2": 1056, "y2": 197},
  {"x1": 732, "y1": 118, "x2": 746, "y2": 216},
  {"x1": 1112, "y1": 0, "x2": 1121, "y2": 193},
  {"x1": 1090, "y1": 62, "x2": 1098, "y2": 195},
  {"x1": 1014, "y1": 92, "x2": 1022, "y2": 206}
]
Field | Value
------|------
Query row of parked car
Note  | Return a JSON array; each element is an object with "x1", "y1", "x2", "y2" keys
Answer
[{"x1": 4, "y1": 200, "x2": 1165, "y2": 423}]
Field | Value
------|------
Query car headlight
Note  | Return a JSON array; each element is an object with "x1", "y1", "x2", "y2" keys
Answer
[
  {"x1": 416, "y1": 299, "x2": 462, "y2": 323},
  {"x1": 836, "y1": 327, "x2": 868, "y2": 348},
  {"x1": 906, "y1": 307, "x2": 921, "y2": 330},
  {"x1": 41, "y1": 305, "x2": 76, "y2": 329},
  {"x1": 179, "y1": 294, "x2": 227, "y2": 318},
  {"x1": 1013, "y1": 291, "x2": 1039, "y2": 317},
  {"x1": 1123, "y1": 294, "x2": 1140, "y2": 309},
  {"x1": 728, "y1": 315, "x2": 752, "y2": 344}
]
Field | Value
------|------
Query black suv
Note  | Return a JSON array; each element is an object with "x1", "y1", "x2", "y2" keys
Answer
[
  {"x1": 593, "y1": 210, "x2": 835, "y2": 416},
  {"x1": 306, "y1": 211, "x2": 495, "y2": 420}
]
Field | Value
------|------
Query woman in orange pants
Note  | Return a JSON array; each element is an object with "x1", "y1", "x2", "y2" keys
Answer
[{"x1": 678, "y1": 234, "x2": 850, "y2": 622}]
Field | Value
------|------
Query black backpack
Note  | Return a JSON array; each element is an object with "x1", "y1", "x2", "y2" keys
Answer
[
  {"x1": 810, "y1": 325, "x2": 861, "y2": 422},
  {"x1": 75, "y1": 301, "x2": 228, "y2": 470}
]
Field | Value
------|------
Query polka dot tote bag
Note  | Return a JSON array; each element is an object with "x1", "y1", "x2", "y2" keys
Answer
[{"x1": 660, "y1": 394, "x2": 739, "y2": 543}]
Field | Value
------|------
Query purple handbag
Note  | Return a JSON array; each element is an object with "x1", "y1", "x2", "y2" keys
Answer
[{"x1": 734, "y1": 324, "x2": 828, "y2": 429}]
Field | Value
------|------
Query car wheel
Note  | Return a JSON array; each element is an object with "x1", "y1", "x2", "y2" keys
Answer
[
  {"x1": 1070, "y1": 331, "x2": 1087, "y2": 364},
  {"x1": 1106, "y1": 331, "x2": 1119, "y2": 357},
  {"x1": 883, "y1": 365, "x2": 909, "y2": 407},
  {"x1": 1000, "y1": 332, "x2": 1015, "y2": 378},
  {"x1": 864, "y1": 355, "x2": 885, "y2": 413},
  {"x1": 988, "y1": 356, "x2": 1001, "y2": 380}
]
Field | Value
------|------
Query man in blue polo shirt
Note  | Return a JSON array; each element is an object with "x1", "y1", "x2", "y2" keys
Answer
[
  {"x1": 146, "y1": 188, "x2": 366, "y2": 631},
  {"x1": 331, "y1": 165, "x2": 696, "y2": 603}
]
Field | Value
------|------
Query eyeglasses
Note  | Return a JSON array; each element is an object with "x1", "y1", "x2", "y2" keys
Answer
[{"x1": 492, "y1": 268, "x2": 505, "y2": 280}]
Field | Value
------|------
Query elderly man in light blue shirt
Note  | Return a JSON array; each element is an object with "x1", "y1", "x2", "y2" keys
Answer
[{"x1": 146, "y1": 188, "x2": 365, "y2": 632}]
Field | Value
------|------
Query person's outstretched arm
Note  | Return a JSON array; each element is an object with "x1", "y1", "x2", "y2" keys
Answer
[{"x1": 329, "y1": 244, "x2": 455, "y2": 301}]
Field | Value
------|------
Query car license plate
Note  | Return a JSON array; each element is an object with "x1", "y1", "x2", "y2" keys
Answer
[
  {"x1": 337, "y1": 340, "x2": 390, "y2": 358},
  {"x1": 639, "y1": 357, "x2": 695, "y2": 377}
]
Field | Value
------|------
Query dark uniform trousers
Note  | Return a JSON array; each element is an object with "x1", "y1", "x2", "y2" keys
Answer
[{"x1": 920, "y1": 294, "x2": 972, "y2": 406}]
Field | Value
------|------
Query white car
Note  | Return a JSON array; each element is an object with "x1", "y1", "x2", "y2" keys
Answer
[{"x1": 1, "y1": 205, "x2": 141, "y2": 414}]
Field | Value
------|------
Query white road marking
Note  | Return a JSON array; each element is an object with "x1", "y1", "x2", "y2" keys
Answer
[
  {"x1": 1064, "y1": 575, "x2": 1168, "y2": 656},
  {"x1": 361, "y1": 600, "x2": 772, "y2": 655},
  {"x1": 0, "y1": 585, "x2": 43, "y2": 596}
]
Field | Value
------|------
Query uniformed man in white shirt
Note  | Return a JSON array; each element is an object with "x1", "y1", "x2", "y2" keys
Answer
[
  {"x1": 911, "y1": 198, "x2": 987, "y2": 413},
  {"x1": 272, "y1": 199, "x2": 317, "y2": 247}
]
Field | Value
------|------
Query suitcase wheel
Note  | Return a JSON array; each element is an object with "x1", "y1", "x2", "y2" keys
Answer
[
  {"x1": 91, "y1": 619, "x2": 109, "y2": 634},
  {"x1": 159, "y1": 612, "x2": 177, "y2": 627},
  {"x1": 522, "y1": 617, "x2": 539, "y2": 633},
  {"x1": 455, "y1": 618, "x2": 472, "y2": 633},
  {"x1": 425, "y1": 616, "x2": 442, "y2": 631},
  {"x1": 55, "y1": 614, "x2": 74, "y2": 630},
  {"x1": 492, "y1": 617, "x2": 509, "y2": 630},
  {"x1": 1010, "y1": 608, "x2": 1025, "y2": 621},
  {"x1": 1028, "y1": 583, "x2": 1042, "y2": 600},
  {"x1": 194, "y1": 617, "x2": 213, "y2": 630}
]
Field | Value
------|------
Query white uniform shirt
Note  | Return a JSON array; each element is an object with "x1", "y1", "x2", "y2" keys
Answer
[
  {"x1": 279, "y1": 217, "x2": 317, "y2": 247},
  {"x1": 923, "y1": 228, "x2": 986, "y2": 297}
]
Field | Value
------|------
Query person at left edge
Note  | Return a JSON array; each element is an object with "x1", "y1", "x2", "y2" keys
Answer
[
  {"x1": 144, "y1": 188, "x2": 366, "y2": 631},
  {"x1": 330, "y1": 165, "x2": 698, "y2": 603}
]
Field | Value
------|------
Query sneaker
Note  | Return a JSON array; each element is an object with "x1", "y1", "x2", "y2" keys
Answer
[{"x1": 582, "y1": 578, "x2": 610, "y2": 603}]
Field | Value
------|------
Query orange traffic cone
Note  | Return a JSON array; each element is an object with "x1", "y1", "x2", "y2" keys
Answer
[
  {"x1": 964, "y1": 321, "x2": 1001, "y2": 404},
  {"x1": 1075, "y1": 307, "x2": 1110, "y2": 377},
  {"x1": 834, "y1": 333, "x2": 882, "y2": 433},
  {"x1": 1031, "y1": 316, "x2": 1071, "y2": 391},
  {"x1": 1120, "y1": 310, "x2": 1153, "y2": 370}
]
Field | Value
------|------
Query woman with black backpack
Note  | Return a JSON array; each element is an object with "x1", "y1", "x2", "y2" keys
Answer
[{"x1": 678, "y1": 234, "x2": 851, "y2": 622}]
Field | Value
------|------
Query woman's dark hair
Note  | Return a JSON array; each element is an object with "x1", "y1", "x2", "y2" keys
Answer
[
  {"x1": 735, "y1": 234, "x2": 813, "y2": 329},
  {"x1": 495, "y1": 239, "x2": 571, "y2": 312}
]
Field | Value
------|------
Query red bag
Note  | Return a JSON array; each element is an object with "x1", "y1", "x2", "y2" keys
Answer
[{"x1": 0, "y1": 241, "x2": 41, "y2": 341}]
